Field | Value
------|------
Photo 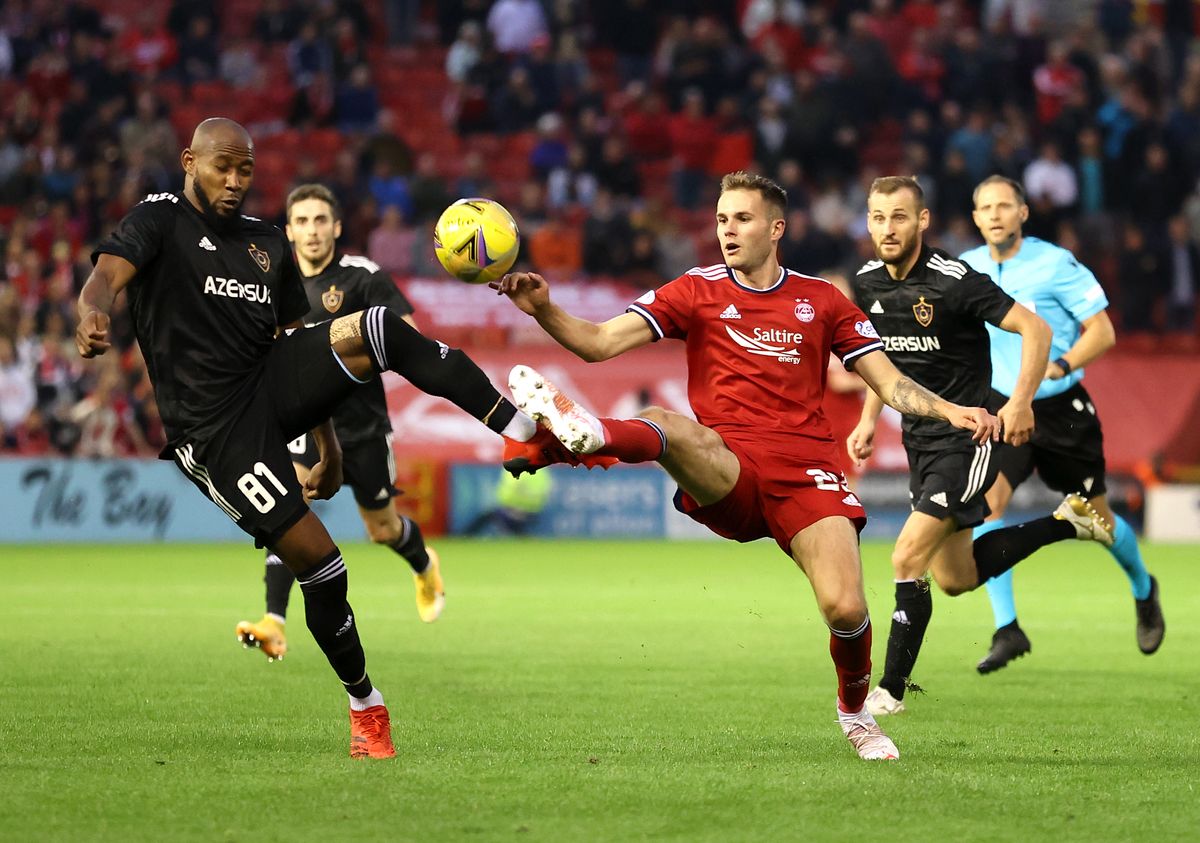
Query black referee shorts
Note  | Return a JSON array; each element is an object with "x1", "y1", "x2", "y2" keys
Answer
[
  {"x1": 169, "y1": 323, "x2": 361, "y2": 548},
  {"x1": 906, "y1": 437, "x2": 998, "y2": 530},
  {"x1": 985, "y1": 384, "x2": 1107, "y2": 497},
  {"x1": 289, "y1": 431, "x2": 400, "y2": 510}
]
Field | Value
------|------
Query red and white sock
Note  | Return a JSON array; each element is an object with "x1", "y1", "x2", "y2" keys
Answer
[
  {"x1": 830, "y1": 616, "x2": 872, "y2": 715},
  {"x1": 595, "y1": 418, "x2": 667, "y2": 463}
]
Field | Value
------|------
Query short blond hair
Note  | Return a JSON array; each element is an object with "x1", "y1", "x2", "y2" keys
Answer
[
  {"x1": 720, "y1": 171, "x2": 787, "y2": 218},
  {"x1": 868, "y1": 175, "x2": 925, "y2": 210}
]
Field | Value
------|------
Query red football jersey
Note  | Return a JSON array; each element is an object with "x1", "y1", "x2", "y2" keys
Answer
[{"x1": 627, "y1": 264, "x2": 883, "y2": 458}]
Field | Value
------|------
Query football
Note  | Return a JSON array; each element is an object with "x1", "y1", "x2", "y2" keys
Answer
[{"x1": 433, "y1": 198, "x2": 521, "y2": 284}]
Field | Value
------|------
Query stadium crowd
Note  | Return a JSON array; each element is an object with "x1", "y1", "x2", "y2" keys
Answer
[{"x1": 0, "y1": 0, "x2": 1198, "y2": 457}]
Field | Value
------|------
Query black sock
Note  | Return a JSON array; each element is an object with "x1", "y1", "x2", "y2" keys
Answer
[
  {"x1": 879, "y1": 580, "x2": 933, "y2": 701},
  {"x1": 361, "y1": 306, "x2": 516, "y2": 433},
  {"x1": 973, "y1": 516, "x2": 1075, "y2": 583},
  {"x1": 391, "y1": 516, "x2": 430, "y2": 574},
  {"x1": 295, "y1": 548, "x2": 368, "y2": 690},
  {"x1": 264, "y1": 553, "x2": 295, "y2": 619}
]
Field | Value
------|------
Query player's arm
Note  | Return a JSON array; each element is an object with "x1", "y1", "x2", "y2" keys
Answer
[
  {"x1": 76, "y1": 254, "x2": 138, "y2": 358},
  {"x1": 1047, "y1": 309, "x2": 1115, "y2": 380},
  {"x1": 848, "y1": 350, "x2": 1000, "y2": 464},
  {"x1": 994, "y1": 303, "x2": 1052, "y2": 446},
  {"x1": 493, "y1": 271, "x2": 653, "y2": 361},
  {"x1": 304, "y1": 419, "x2": 343, "y2": 501}
]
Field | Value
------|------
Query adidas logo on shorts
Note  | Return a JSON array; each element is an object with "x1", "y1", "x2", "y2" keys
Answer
[{"x1": 930, "y1": 491, "x2": 948, "y2": 507}]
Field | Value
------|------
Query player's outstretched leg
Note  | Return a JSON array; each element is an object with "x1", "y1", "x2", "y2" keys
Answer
[
  {"x1": 1104, "y1": 513, "x2": 1164, "y2": 653},
  {"x1": 235, "y1": 552, "x2": 293, "y2": 661},
  {"x1": 275, "y1": 514, "x2": 395, "y2": 759},
  {"x1": 977, "y1": 621, "x2": 1032, "y2": 675},
  {"x1": 508, "y1": 365, "x2": 666, "y2": 462}
]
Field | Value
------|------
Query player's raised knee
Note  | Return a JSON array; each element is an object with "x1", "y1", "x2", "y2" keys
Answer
[
  {"x1": 820, "y1": 596, "x2": 869, "y2": 630},
  {"x1": 931, "y1": 569, "x2": 976, "y2": 597}
]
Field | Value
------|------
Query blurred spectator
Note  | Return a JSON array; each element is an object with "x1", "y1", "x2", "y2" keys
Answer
[
  {"x1": 288, "y1": 20, "x2": 333, "y2": 87},
  {"x1": 167, "y1": 0, "x2": 219, "y2": 42},
  {"x1": 487, "y1": 0, "x2": 549, "y2": 55},
  {"x1": 220, "y1": 37, "x2": 262, "y2": 89},
  {"x1": 582, "y1": 189, "x2": 633, "y2": 275},
  {"x1": 255, "y1": 0, "x2": 301, "y2": 43},
  {"x1": 527, "y1": 214, "x2": 583, "y2": 277},
  {"x1": 454, "y1": 150, "x2": 496, "y2": 198},
  {"x1": 608, "y1": 0, "x2": 658, "y2": 85},
  {"x1": 407, "y1": 153, "x2": 452, "y2": 225},
  {"x1": 331, "y1": 17, "x2": 369, "y2": 82},
  {"x1": 1033, "y1": 40, "x2": 1084, "y2": 126},
  {"x1": 335, "y1": 64, "x2": 380, "y2": 133},
  {"x1": 518, "y1": 34, "x2": 559, "y2": 116},
  {"x1": 529, "y1": 112, "x2": 568, "y2": 179},
  {"x1": 118, "y1": 10, "x2": 179, "y2": 76},
  {"x1": 547, "y1": 143, "x2": 598, "y2": 210},
  {"x1": 595, "y1": 136, "x2": 642, "y2": 200},
  {"x1": 367, "y1": 206, "x2": 418, "y2": 275},
  {"x1": 493, "y1": 66, "x2": 542, "y2": 133},
  {"x1": 0, "y1": 334, "x2": 35, "y2": 449},
  {"x1": 289, "y1": 72, "x2": 336, "y2": 129},
  {"x1": 935, "y1": 148, "x2": 975, "y2": 220},
  {"x1": 780, "y1": 208, "x2": 844, "y2": 272},
  {"x1": 753, "y1": 96, "x2": 789, "y2": 176},
  {"x1": 368, "y1": 160, "x2": 413, "y2": 220},
  {"x1": 1130, "y1": 142, "x2": 1187, "y2": 239},
  {"x1": 1165, "y1": 214, "x2": 1198, "y2": 333},
  {"x1": 178, "y1": 16, "x2": 220, "y2": 84},
  {"x1": 362, "y1": 111, "x2": 414, "y2": 177},
  {"x1": 119, "y1": 92, "x2": 177, "y2": 175},
  {"x1": 446, "y1": 21, "x2": 483, "y2": 84},
  {"x1": 623, "y1": 86, "x2": 673, "y2": 160},
  {"x1": 946, "y1": 108, "x2": 994, "y2": 183},
  {"x1": 1118, "y1": 222, "x2": 1166, "y2": 332},
  {"x1": 669, "y1": 88, "x2": 716, "y2": 209},
  {"x1": 1023, "y1": 140, "x2": 1078, "y2": 232}
]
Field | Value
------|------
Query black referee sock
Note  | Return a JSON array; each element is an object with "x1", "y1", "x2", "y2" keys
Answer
[
  {"x1": 973, "y1": 517, "x2": 1075, "y2": 584},
  {"x1": 264, "y1": 553, "x2": 295, "y2": 619},
  {"x1": 879, "y1": 580, "x2": 933, "y2": 701},
  {"x1": 391, "y1": 516, "x2": 430, "y2": 574},
  {"x1": 295, "y1": 548, "x2": 368, "y2": 690},
  {"x1": 361, "y1": 306, "x2": 517, "y2": 434}
]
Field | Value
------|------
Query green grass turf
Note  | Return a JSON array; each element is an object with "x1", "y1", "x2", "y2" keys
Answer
[{"x1": 1, "y1": 539, "x2": 1196, "y2": 842}]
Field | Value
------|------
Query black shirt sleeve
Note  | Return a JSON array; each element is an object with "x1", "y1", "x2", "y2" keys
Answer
[
  {"x1": 945, "y1": 268, "x2": 1016, "y2": 327},
  {"x1": 276, "y1": 245, "x2": 311, "y2": 326},
  {"x1": 366, "y1": 270, "x2": 414, "y2": 316},
  {"x1": 91, "y1": 199, "x2": 171, "y2": 269}
]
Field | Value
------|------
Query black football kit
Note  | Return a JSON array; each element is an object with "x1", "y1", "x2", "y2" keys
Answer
[
  {"x1": 852, "y1": 245, "x2": 1016, "y2": 528},
  {"x1": 93, "y1": 193, "x2": 362, "y2": 546}
]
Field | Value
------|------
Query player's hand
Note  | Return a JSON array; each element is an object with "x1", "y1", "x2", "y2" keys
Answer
[
  {"x1": 1044, "y1": 360, "x2": 1067, "y2": 381},
  {"x1": 304, "y1": 457, "x2": 343, "y2": 501},
  {"x1": 996, "y1": 399, "x2": 1034, "y2": 446},
  {"x1": 75, "y1": 311, "x2": 111, "y2": 358},
  {"x1": 846, "y1": 420, "x2": 876, "y2": 466},
  {"x1": 945, "y1": 405, "x2": 1001, "y2": 443},
  {"x1": 491, "y1": 272, "x2": 550, "y2": 315}
]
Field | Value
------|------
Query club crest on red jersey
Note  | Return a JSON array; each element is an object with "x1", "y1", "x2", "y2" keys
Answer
[
  {"x1": 794, "y1": 300, "x2": 815, "y2": 323},
  {"x1": 322, "y1": 284, "x2": 344, "y2": 313},
  {"x1": 913, "y1": 295, "x2": 934, "y2": 327},
  {"x1": 248, "y1": 243, "x2": 270, "y2": 272}
]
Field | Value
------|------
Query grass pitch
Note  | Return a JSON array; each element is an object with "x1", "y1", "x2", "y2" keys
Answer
[{"x1": 1, "y1": 539, "x2": 1196, "y2": 842}]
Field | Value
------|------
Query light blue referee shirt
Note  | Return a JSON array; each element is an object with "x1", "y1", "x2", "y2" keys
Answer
[{"x1": 960, "y1": 236, "x2": 1109, "y2": 400}]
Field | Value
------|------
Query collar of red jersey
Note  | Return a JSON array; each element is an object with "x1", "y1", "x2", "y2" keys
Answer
[{"x1": 726, "y1": 265, "x2": 786, "y2": 293}]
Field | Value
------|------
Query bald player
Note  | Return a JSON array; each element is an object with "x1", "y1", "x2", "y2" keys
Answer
[{"x1": 75, "y1": 118, "x2": 588, "y2": 758}]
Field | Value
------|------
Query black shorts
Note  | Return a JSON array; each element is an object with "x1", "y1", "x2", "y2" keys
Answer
[
  {"x1": 985, "y1": 383, "x2": 1107, "y2": 497},
  {"x1": 169, "y1": 323, "x2": 360, "y2": 548},
  {"x1": 906, "y1": 438, "x2": 998, "y2": 530},
  {"x1": 289, "y1": 431, "x2": 399, "y2": 510}
]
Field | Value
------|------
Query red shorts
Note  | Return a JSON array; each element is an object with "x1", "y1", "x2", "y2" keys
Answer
[{"x1": 673, "y1": 436, "x2": 867, "y2": 554}]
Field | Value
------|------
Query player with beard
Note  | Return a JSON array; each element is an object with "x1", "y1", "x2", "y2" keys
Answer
[
  {"x1": 494, "y1": 171, "x2": 1005, "y2": 761},
  {"x1": 962, "y1": 175, "x2": 1164, "y2": 672},
  {"x1": 234, "y1": 183, "x2": 445, "y2": 665},
  {"x1": 75, "y1": 118, "x2": 602, "y2": 758},
  {"x1": 849, "y1": 176, "x2": 1114, "y2": 717}
]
